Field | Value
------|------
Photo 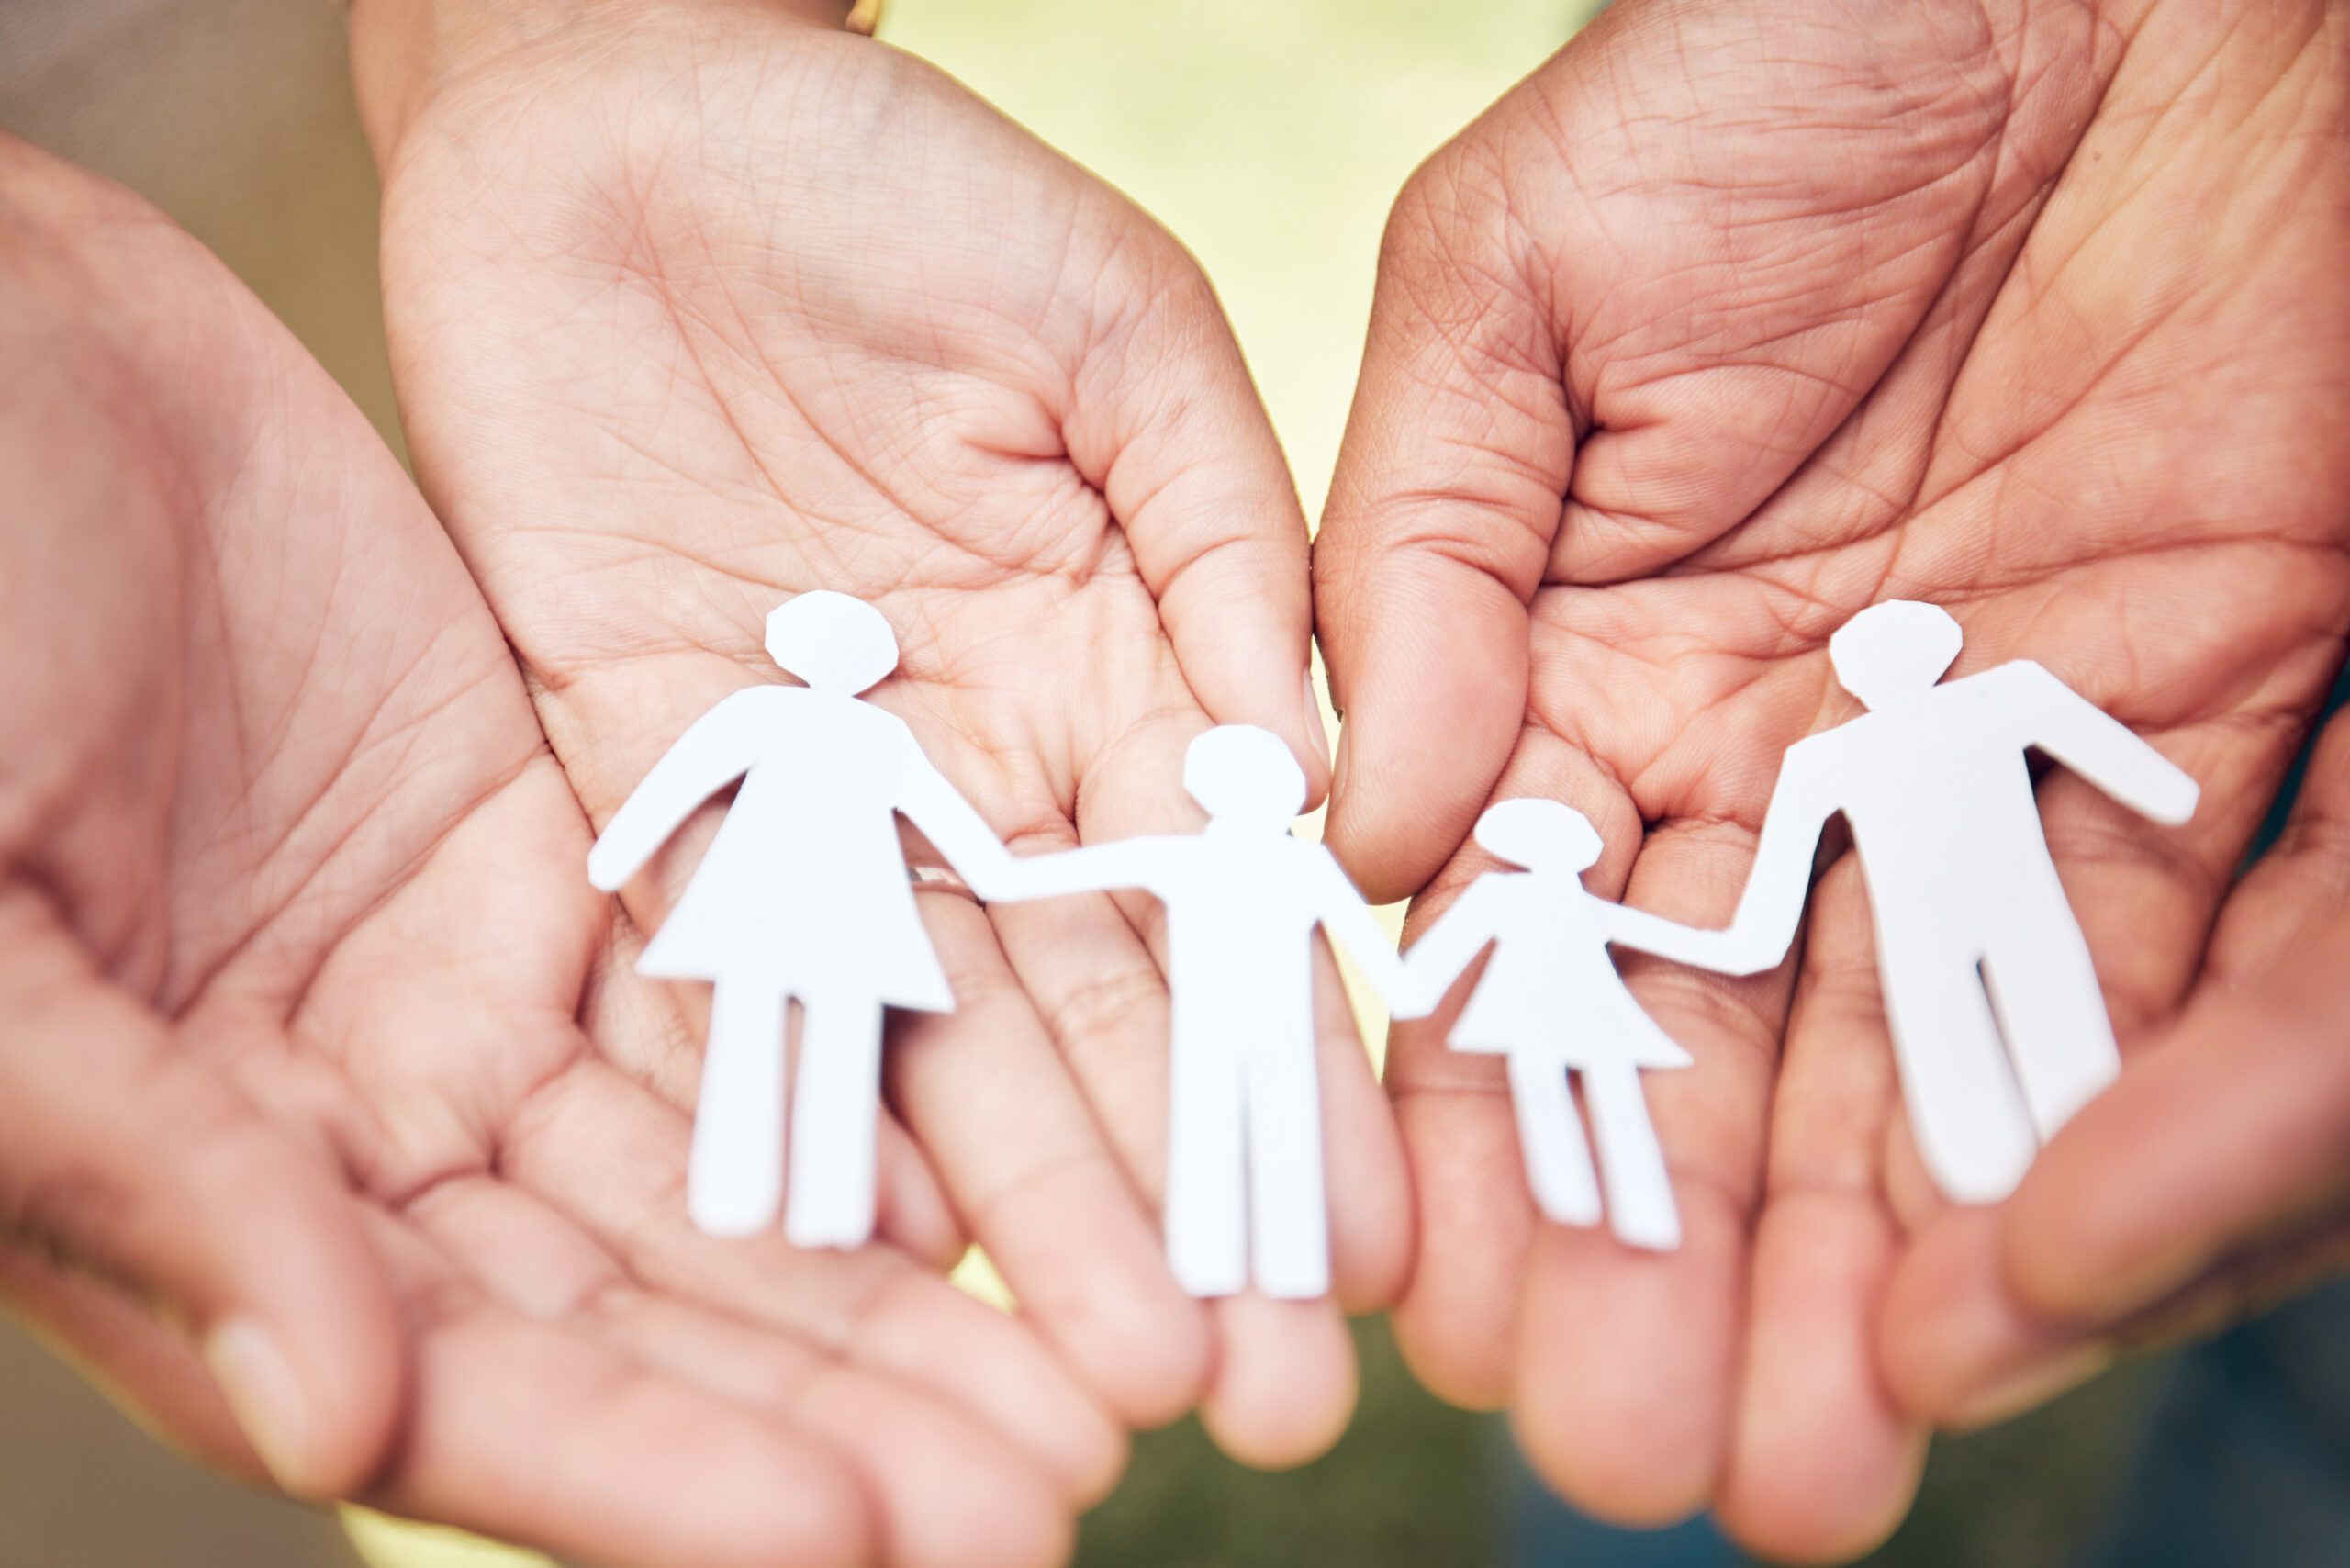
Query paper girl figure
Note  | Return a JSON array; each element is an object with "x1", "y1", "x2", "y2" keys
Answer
[
  {"x1": 1396, "y1": 799, "x2": 1698, "y2": 1250},
  {"x1": 587, "y1": 592, "x2": 1014, "y2": 1247},
  {"x1": 1637, "y1": 600, "x2": 2200, "y2": 1204},
  {"x1": 992, "y1": 725, "x2": 1413, "y2": 1301}
]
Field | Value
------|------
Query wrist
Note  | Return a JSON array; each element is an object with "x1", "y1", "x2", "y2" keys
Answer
[{"x1": 346, "y1": 0, "x2": 855, "y2": 168}]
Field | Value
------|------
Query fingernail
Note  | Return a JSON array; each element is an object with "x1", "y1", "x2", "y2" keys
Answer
[
  {"x1": 1330, "y1": 725, "x2": 1351, "y2": 805},
  {"x1": 205, "y1": 1318, "x2": 314, "y2": 1492},
  {"x1": 1300, "y1": 667, "x2": 1331, "y2": 768},
  {"x1": 1952, "y1": 1339, "x2": 2111, "y2": 1431}
]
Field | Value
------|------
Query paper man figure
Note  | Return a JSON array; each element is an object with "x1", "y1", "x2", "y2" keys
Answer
[
  {"x1": 588, "y1": 592, "x2": 1013, "y2": 1247},
  {"x1": 1641, "y1": 600, "x2": 2199, "y2": 1204},
  {"x1": 995, "y1": 725, "x2": 1413, "y2": 1301},
  {"x1": 1397, "y1": 800, "x2": 1697, "y2": 1250}
]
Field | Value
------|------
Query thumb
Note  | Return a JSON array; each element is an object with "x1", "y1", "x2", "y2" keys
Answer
[
  {"x1": 1064, "y1": 238, "x2": 1329, "y2": 802},
  {"x1": 1315, "y1": 1, "x2": 2057, "y2": 900},
  {"x1": 2004, "y1": 707, "x2": 2350, "y2": 1325},
  {"x1": 1313, "y1": 140, "x2": 1558, "y2": 903},
  {"x1": 2002, "y1": 904, "x2": 2350, "y2": 1329},
  {"x1": 0, "y1": 887, "x2": 404, "y2": 1498}
]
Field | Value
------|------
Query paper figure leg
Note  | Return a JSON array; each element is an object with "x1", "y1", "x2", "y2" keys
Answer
[
  {"x1": 689, "y1": 984, "x2": 789, "y2": 1236},
  {"x1": 1875, "y1": 935, "x2": 2039, "y2": 1204},
  {"x1": 785, "y1": 996, "x2": 887, "y2": 1249},
  {"x1": 1246, "y1": 1036, "x2": 1329, "y2": 1301},
  {"x1": 1580, "y1": 1060, "x2": 1680, "y2": 1251},
  {"x1": 1164, "y1": 1025, "x2": 1248, "y2": 1298},
  {"x1": 1981, "y1": 914, "x2": 2122, "y2": 1142},
  {"x1": 1505, "y1": 1054, "x2": 1602, "y2": 1228}
]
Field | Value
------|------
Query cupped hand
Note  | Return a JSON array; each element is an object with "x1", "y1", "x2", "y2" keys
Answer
[
  {"x1": 1314, "y1": 0, "x2": 2350, "y2": 1557},
  {"x1": 0, "y1": 132, "x2": 1120, "y2": 1568},
  {"x1": 351, "y1": 0, "x2": 1410, "y2": 1466}
]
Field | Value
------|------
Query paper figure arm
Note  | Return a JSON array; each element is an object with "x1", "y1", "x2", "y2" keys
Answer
[
  {"x1": 587, "y1": 689, "x2": 769, "y2": 891},
  {"x1": 1595, "y1": 901, "x2": 1737, "y2": 967},
  {"x1": 1388, "y1": 879, "x2": 1505, "y2": 1020},
  {"x1": 988, "y1": 838, "x2": 1175, "y2": 904},
  {"x1": 1309, "y1": 851, "x2": 1417, "y2": 1014},
  {"x1": 2008, "y1": 661, "x2": 2200, "y2": 826},
  {"x1": 890, "y1": 741, "x2": 1019, "y2": 900},
  {"x1": 1618, "y1": 745, "x2": 1839, "y2": 976}
]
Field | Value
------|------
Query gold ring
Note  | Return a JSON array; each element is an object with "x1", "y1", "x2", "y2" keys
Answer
[{"x1": 909, "y1": 864, "x2": 981, "y2": 903}]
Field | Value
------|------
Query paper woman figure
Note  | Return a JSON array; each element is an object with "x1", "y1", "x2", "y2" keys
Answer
[
  {"x1": 993, "y1": 725, "x2": 1413, "y2": 1301},
  {"x1": 1397, "y1": 799, "x2": 1697, "y2": 1250},
  {"x1": 1637, "y1": 600, "x2": 2199, "y2": 1204},
  {"x1": 587, "y1": 592, "x2": 1013, "y2": 1246}
]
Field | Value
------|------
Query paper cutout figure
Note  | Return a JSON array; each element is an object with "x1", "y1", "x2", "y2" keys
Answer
[
  {"x1": 1634, "y1": 600, "x2": 2199, "y2": 1204},
  {"x1": 993, "y1": 725, "x2": 1412, "y2": 1301},
  {"x1": 1395, "y1": 800, "x2": 1695, "y2": 1249},
  {"x1": 588, "y1": 592, "x2": 1013, "y2": 1246}
]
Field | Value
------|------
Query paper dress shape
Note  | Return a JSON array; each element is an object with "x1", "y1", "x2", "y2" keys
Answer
[
  {"x1": 993, "y1": 726, "x2": 1413, "y2": 1301},
  {"x1": 1637, "y1": 600, "x2": 2199, "y2": 1204},
  {"x1": 587, "y1": 592, "x2": 1013, "y2": 1247},
  {"x1": 1396, "y1": 800, "x2": 1697, "y2": 1250}
]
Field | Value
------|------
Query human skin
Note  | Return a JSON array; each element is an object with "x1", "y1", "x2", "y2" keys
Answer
[
  {"x1": 1881, "y1": 698, "x2": 2350, "y2": 1440},
  {"x1": 345, "y1": 0, "x2": 1411, "y2": 1465},
  {"x1": 1314, "y1": 0, "x2": 2350, "y2": 1558},
  {"x1": 0, "y1": 132, "x2": 1122, "y2": 1568}
]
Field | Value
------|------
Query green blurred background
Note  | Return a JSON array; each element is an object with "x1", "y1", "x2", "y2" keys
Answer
[{"x1": 0, "y1": 1, "x2": 2175, "y2": 1563}]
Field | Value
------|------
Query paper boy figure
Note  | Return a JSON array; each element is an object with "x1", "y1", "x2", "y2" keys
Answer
[
  {"x1": 996, "y1": 724, "x2": 1412, "y2": 1301},
  {"x1": 1398, "y1": 799, "x2": 1697, "y2": 1250},
  {"x1": 1645, "y1": 600, "x2": 2199, "y2": 1203},
  {"x1": 588, "y1": 592, "x2": 1014, "y2": 1246}
]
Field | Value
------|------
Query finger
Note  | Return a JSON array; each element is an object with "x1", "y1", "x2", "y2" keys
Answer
[
  {"x1": 990, "y1": 707, "x2": 1392, "y2": 1466},
  {"x1": 500, "y1": 1058, "x2": 1124, "y2": 1506},
  {"x1": 1384, "y1": 1002, "x2": 1532, "y2": 1410},
  {"x1": 1065, "y1": 239, "x2": 1327, "y2": 798},
  {"x1": 1884, "y1": 707, "x2": 2350, "y2": 1421},
  {"x1": 2009, "y1": 903, "x2": 2350, "y2": 1327},
  {"x1": 598, "y1": 1295, "x2": 1076, "y2": 1568},
  {"x1": 578, "y1": 853, "x2": 962, "y2": 1271},
  {"x1": 295, "y1": 756, "x2": 1113, "y2": 1495},
  {"x1": 1313, "y1": 140, "x2": 1560, "y2": 902},
  {"x1": 1998, "y1": 703, "x2": 2350, "y2": 1319},
  {"x1": 1713, "y1": 857, "x2": 1926, "y2": 1563},
  {"x1": 1513, "y1": 837, "x2": 1785, "y2": 1523},
  {"x1": 1878, "y1": 1207, "x2": 2112, "y2": 1431},
  {"x1": 1189, "y1": 935, "x2": 1396, "y2": 1470},
  {"x1": 890, "y1": 887, "x2": 1210, "y2": 1430},
  {"x1": 404, "y1": 1179, "x2": 1074, "y2": 1568},
  {"x1": 1198, "y1": 1291, "x2": 1358, "y2": 1470},
  {"x1": 0, "y1": 887, "x2": 401, "y2": 1499},
  {"x1": 0, "y1": 1250, "x2": 260, "y2": 1480},
  {"x1": 1311, "y1": 934, "x2": 1414, "y2": 1312},
  {"x1": 358, "y1": 1233, "x2": 876, "y2": 1568},
  {"x1": 1386, "y1": 729, "x2": 1790, "y2": 1523},
  {"x1": 875, "y1": 1106, "x2": 968, "y2": 1271},
  {"x1": 1380, "y1": 732, "x2": 1639, "y2": 1411}
]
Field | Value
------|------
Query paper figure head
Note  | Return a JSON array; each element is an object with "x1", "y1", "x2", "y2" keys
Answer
[
  {"x1": 1184, "y1": 724, "x2": 1305, "y2": 829},
  {"x1": 1475, "y1": 797, "x2": 1603, "y2": 873},
  {"x1": 766, "y1": 591, "x2": 900, "y2": 696},
  {"x1": 1830, "y1": 599, "x2": 1963, "y2": 711}
]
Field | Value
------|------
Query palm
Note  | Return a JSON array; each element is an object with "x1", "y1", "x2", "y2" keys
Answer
[
  {"x1": 364, "y1": 11, "x2": 1406, "y2": 1462},
  {"x1": 1316, "y1": 0, "x2": 2350, "y2": 1556},
  {"x1": 0, "y1": 140, "x2": 1115, "y2": 1568}
]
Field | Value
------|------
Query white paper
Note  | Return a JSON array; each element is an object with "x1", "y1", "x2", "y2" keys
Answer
[
  {"x1": 994, "y1": 726, "x2": 1415, "y2": 1300},
  {"x1": 588, "y1": 592, "x2": 1014, "y2": 1246},
  {"x1": 1629, "y1": 600, "x2": 2199, "y2": 1204},
  {"x1": 1396, "y1": 799, "x2": 1693, "y2": 1250}
]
